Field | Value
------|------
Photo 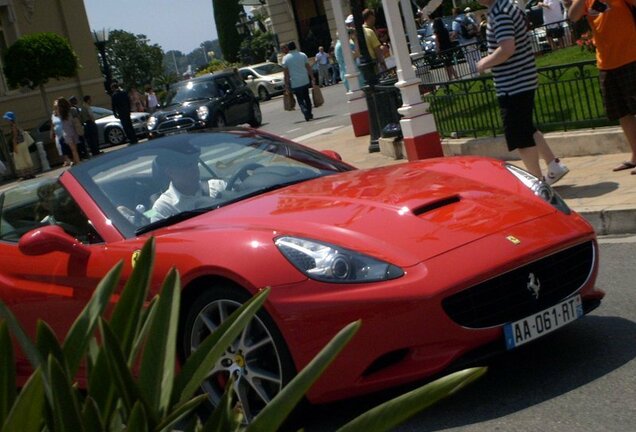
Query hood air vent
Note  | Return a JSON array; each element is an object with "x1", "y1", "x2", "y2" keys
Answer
[{"x1": 412, "y1": 195, "x2": 461, "y2": 216}]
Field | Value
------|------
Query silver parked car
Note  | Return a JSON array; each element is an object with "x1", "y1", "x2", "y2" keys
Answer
[
  {"x1": 239, "y1": 62, "x2": 285, "y2": 101},
  {"x1": 34, "y1": 107, "x2": 149, "y2": 147}
]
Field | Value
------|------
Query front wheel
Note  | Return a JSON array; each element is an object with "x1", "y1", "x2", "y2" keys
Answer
[
  {"x1": 258, "y1": 86, "x2": 270, "y2": 101},
  {"x1": 248, "y1": 103, "x2": 262, "y2": 127},
  {"x1": 180, "y1": 285, "x2": 295, "y2": 423},
  {"x1": 105, "y1": 126, "x2": 126, "y2": 146}
]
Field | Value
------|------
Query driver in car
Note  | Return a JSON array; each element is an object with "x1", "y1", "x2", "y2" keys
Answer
[{"x1": 149, "y1": 146, "x2": 226, "y2": 222}]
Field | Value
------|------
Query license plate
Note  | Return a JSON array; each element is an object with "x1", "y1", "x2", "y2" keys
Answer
[{"x1": 504, "y1": 295, "x2": 583, "y2": 350}]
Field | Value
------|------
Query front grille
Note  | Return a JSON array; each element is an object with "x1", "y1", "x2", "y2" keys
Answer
[
  {"x1": 157, "y1": 117, "x2": 196, "y2": 133},
  {"x1": 442, "y1": 241, "x2": 595, "y2": 328}
]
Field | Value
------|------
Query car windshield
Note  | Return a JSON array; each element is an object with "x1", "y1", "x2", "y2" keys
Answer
[
  {"x1": 252, "y1": 63, "x2": 284, "y2": 76},
  {"x1": 167, "y1": 80, "x2": 218, "y2": 105},
  {"x1": 70, "y1": 130, "x2": 353, "y2": 238},
  {"x1": 92, "y1": 107, "x2": 113, "y2": 119}
]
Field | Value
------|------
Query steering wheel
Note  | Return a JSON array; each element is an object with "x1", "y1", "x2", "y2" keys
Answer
[{"x1": 226, "y1": 163, "x2": 264, "y2": 191}]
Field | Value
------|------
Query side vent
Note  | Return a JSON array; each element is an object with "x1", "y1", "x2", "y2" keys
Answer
[{"x1": 412, "y1": 195, "x2": 461, "y2": 216}]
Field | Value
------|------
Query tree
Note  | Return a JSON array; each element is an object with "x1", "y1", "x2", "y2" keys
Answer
[
  {"x1": 213, "y1": 0, "x2": 244, "y2": 63},
  {"x1": 106, "y1": 30, "x2": 163, "y2": 89},
  {"x1": 2, "y1": 32, "x2": 78, "y2": 116}
]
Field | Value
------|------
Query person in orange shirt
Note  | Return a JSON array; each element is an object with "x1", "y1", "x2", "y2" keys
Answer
[{"x1": 568, "y1": 0, "x2": 636, "y2": 174}]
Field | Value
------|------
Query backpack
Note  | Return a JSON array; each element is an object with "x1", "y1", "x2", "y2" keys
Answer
[{"x1": 456, "y1": 15, "x2": 478, "y2": 39}]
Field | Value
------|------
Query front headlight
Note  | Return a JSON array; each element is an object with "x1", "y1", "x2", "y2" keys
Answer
[
  {"x1": 147, "y1": 116, "x2": 157, "y2": 130},
  {"x1": 275, "y1": 236, "x2": 404, "y2": 283},
  {"x1": 197, "y1": 106, "x2": 209, "y2": 120},
  {"x1": 505, "y1": 164, "x2": 570, "y2": 214}
]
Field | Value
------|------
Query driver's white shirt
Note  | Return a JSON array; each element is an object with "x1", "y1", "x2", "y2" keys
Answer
[{"x1": 150, "y1": 179, "x2": 226, "y2": 222}]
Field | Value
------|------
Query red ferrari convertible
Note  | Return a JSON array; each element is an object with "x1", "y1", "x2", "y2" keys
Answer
[{"x1": 0, "y1": 129, "x2": 604, "y2": 421}]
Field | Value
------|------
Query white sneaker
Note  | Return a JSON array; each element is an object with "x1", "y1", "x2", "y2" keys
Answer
[{"x1": 545, "y1": 158, "x2": 569, "y2": 185}]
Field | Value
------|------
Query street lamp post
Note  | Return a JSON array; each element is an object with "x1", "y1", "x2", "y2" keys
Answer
[
  {"x1": 236, "y1": 10, "x2": 255, "y2": 64},
  {"x1": 92, "y1": 28, "x2": 113, "y2": 95}
]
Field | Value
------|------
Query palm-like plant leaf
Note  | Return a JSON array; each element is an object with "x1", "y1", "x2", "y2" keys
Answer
[
  {"x1": 35, "y1": 321, "x2": 65, "y2": 371},
  {"x1": 81, "y1": 396, "x2": 104, "y2": 432},
  {"x1": 126, "y1": 401, "x2": 149, "y2": 432},
  {"x1": 138, "y1": 268, "x2": 180, "y2": 419},
  {"x1": 0, "y1": 301, "x2": 43, "y2": 371},
  {"x1": 48, "y1": 355, "x2": 84, "y2": 432},
  {"x1": 201, "y1": 375, "x2": 240, "y2": 432},
  {"x1": 247, "y1": 320, "x2": 361, "y2": 432},
  {"x1": 109, "y1": 238, "x2": 154, "y2": 361},
  {"x1": 1, "y1": 371, "x2": 45, "y2": 432},
  {"x1": 62, "y1": 261, "x2": 123, "y2": 376},
  {"x1": 154, "y1": 395, "x2": 208, "y2": 432},
  {"x1": 0, "y1": 321, "x2": 16, "y2": 426},
  {"x1": 336, "y1": 367, "x2": 487, "y2": 432}
]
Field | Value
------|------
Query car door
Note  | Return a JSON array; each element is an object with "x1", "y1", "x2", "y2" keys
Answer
[
  {"x1": 0, "y1": 179, "x2": 126, "y2": 375},
  {"x1": 214, "y1": 75, "x2": 251, "y2": 125}
]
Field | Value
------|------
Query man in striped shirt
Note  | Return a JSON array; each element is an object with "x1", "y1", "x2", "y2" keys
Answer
[{"x1": 477, "y1": 0, "x2": 569, "y2": 184}]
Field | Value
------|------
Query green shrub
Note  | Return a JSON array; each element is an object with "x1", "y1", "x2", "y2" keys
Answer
[{"x1": 0, "y1": 237, "x2": 485, "y2": 431}]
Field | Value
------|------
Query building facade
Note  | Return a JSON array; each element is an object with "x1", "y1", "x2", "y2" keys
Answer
[{"x1": 0, "y1": 0, "x2": 107, "y2": 131}]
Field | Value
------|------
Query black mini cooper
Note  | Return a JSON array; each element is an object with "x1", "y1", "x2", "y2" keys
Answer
[{"x1": 147, "y1": 70, "x2": 262, "y2": 138}]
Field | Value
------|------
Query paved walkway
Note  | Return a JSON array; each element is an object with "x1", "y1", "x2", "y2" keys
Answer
[{"x1": 298, "y1": 125, "x2": 636, "y2": 236}]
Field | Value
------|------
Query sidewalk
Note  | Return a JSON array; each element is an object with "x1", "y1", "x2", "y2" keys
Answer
[{"x1": 298, "y1": 125, "x2": 636, "y2": 236}]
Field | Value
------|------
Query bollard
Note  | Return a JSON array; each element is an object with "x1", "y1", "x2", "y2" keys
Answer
[{"x1": 35, "y1": 141, "x2": 51, "y2": 172}]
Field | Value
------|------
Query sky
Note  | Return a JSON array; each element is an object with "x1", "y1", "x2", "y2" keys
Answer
[{"x1": 83, "y1": 0, "x2": 220, "y2": 54}]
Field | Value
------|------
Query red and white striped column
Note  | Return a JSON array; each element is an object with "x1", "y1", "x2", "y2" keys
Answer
[
  {"x1": 383, "y1": 0, "x2": 443, "y2": 160},
  {"x1": 330, "y1": 0, "x2": 369, "y2": 137}
]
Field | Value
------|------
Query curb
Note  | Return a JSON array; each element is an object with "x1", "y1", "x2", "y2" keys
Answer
[{"x1": 579, "y1": 208, "x2": 636, "y2": 236}]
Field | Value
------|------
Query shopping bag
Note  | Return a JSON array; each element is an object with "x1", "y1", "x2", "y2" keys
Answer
[
  {"x1": 312, "y1": 84, "x2": 324, "y2": 107},
  {"x1": 283, "y1": 90, "x2": 295, "y2": 111}
]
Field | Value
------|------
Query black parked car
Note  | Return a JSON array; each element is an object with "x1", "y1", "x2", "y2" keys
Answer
[{"x1": 147, "y1": 71, "x2": 262, "y2": 138}]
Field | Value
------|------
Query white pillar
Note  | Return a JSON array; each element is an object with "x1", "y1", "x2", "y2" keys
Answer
[
  {"x1": 330, "y1": 0, "x2": 369, "y2": 137},
  {"x1": 399, "y1": 0, "x2": 423, "y2": 57},
  {"x1": 382, "y1": 0, "x2": 443, "y2": 160}
]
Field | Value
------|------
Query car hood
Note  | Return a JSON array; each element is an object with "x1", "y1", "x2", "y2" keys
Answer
[
  {"x1": 261, "y1": 72, "x2": 284, "y2": 81},
  {"x1": 171, "y1": 161, "x2": 556, "y2": 267}
]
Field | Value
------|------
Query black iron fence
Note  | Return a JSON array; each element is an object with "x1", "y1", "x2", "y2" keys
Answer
[
  {"x1": 422, "y1": 60, "x2": 616, "y2": 138},
  {"x1": 414, "y1": 19, "x2": 576, "y2": 84}
]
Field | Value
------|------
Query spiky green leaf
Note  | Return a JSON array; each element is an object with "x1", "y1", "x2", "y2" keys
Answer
[
  {"x1": 0, "y1": 321, "x2": 16, "y2": 426},
  {"x1": 81, "y1": 396, "x2": 104, "y2": 432},
  {"x1": 155, "y1": 395, "x2": 207, "y2": 432},
  {"x1": 173, "y1": 287, "x2": 270, "y2": 406},
  {"x1": 0, "y1": 301, "x2": 43, "y2": 371},
  {"x1": 337, "y1": 367, "x2": 488, "y2": 432},
  {"x1": 0, "y1": 370, "x2": 45, "y2": 432},
  {"x1": 35, "y1": 320, "x2": 65, "y2": 371},
  {"x1": 63, "y1": 261, "x2": 123, "y2": 375},
  {"x1": 87, "y1": 349, "x2": 118, "y2": 422},
  {"x1": 125, "y1": 401, "x2": 148, "y2": 432},
  {"x1": 99, "y1": 318, "x2": 146, "y2": 422},
  {"x1": 109, "y1": 238, "x2": 155, "y2": 361},
  {"x1": 48, "y1": 355, "x2": 84, "y2": 432},
  {"x1": 201, "y1": 376, "x2": 240, "y2": 432},
  {"x1": 248, "y1": 320, "x2": 361, "y2": 432},
  {"x1": 138, "y1": 268, "x2": 180, "y2": 418},
  {"x1": 130, "y1": 295, "x2": 158, "y2": 366}
]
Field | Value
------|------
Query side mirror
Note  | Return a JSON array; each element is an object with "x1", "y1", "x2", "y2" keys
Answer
[
  {"x1": 247, "y1": 75, "x2": 255, "y2": 81},
  {"x1": 321, "y1": 150, "x2": 342, "y2": 161},
  {"x1": 19, "y1": 225, "x2": 90, "y2": 258}
]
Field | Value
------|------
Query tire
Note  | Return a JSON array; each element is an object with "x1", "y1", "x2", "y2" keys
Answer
[
  {"x1": 248, "y1": 103, "x2": 262, "y2": 128},
  {"x1": 105, "y1": 126, "x2": 126, "y2": 146},
  {"x1": 214, "y1": 114, "x2": 226, "y2": 128},
  {"x1": 257, "y1": 86, "x2": 270, "y2": 101},
  {"x1": 180, "y1": 285, "x2": 295, "y2": 423}
]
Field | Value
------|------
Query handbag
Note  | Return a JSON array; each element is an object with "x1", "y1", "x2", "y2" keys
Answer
[
  {"x1": 283, "y1": 90, "x2": 296, "y2": 111},
  {"x1": 311, "y1": 84, "x2": 324, "y2": 107}
]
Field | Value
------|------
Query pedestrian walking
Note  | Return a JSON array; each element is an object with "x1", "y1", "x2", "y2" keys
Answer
[
  {"x1": 538, "y1": 0, "x2": 565, "y2": 50},
  {"x1": 434, "y1": 17, "x2": 459, "y2": 81},
  {"x1": 567, "y1": 0, "x2": 636, "y2": 175},
  {"x1": 80, "y1": 95, "x2": 102, "y2": 156},
  {"x1": 3, "y1": 111, "x2": 35, "y2": 180},
  {"x1": 69, "y1": 96, "x2": 89, "y2": 159},
  {"x1": 315, "y1": 46, "x2": 330, "y2": 87},
  {"x1": 477, "y1": 0, "x2": 569, "y2": 184},
  {"x1": 362, "y1": 8, "x2": 386, "y2": 73},
  {"x1": 129, "y1": 86, "x2": 146, "y2": 112},
  {"x1": 145, "y1": 85, "x2": 160, "y2": 113},
  {"x1": 282, "y1": 41, "x2": 316, "y2": 122},
  {"x1": 50, "y1": 99, "x2": 73, "y2": 167},
  {"x1": 55, "y1": 98, "x2": 81, "y2": 165},
  {"x1": 111, "y1": 82, "x2": 138, "y2": 144}
]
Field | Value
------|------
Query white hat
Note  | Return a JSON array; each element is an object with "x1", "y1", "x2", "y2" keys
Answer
[
  {"x1": 464, "y1": 7, "x2": 472, "y2": 12},
  {"x1": 345, "y1": 14, "x2": 354, "y2": 25}
]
